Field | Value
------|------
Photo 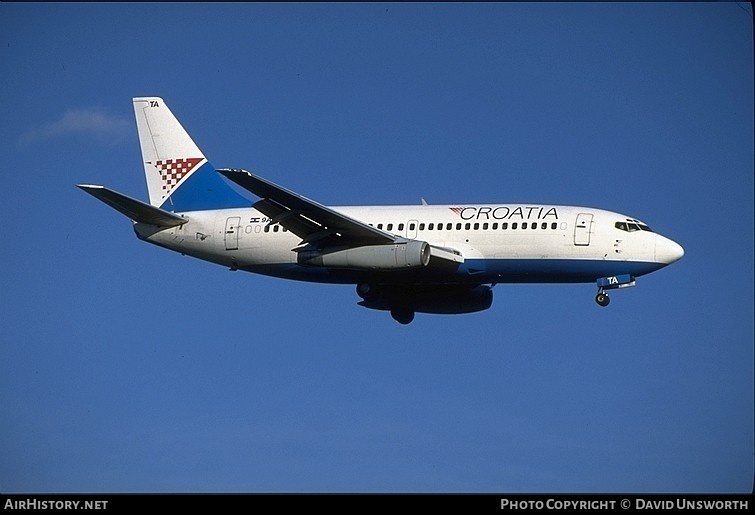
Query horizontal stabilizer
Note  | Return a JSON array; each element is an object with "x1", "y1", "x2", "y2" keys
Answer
[{"x1": 77, "y1": 185, "x2": 187, "y2": 227}]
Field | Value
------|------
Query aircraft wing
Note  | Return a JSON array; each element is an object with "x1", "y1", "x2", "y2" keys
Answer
[
  {"x1": 218, "y1": 169, "x2": 464, "y2": 264},
  {"x1": 217, "y1": 169, "x2": 397, "y2": 247}
]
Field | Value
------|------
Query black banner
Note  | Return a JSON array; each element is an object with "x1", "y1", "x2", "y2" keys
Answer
[{"x1": 1, "y1": 493, "x2": 753, "y2": 512}]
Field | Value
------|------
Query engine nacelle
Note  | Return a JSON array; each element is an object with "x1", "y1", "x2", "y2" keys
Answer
[
  {"x1": 299, "y1": 241, "x2": 431, "y2": 271},
  {"x1": 357, "y1": 284, "x2": 494, "y2": 315}
]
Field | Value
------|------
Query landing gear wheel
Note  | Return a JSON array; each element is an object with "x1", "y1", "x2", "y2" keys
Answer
[
  {"x1": 596, "y1": 293, "x2": 610, "y2": 307},
  {"x1": 391, "y1": 309, "x2": 415, "y2": 325},
  {"x1": 356, "y1": 283, "x2": 374, "y2": 300}
]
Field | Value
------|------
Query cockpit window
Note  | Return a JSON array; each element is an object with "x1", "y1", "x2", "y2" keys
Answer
[{"x1": 615, "y1": 220, "x2": 653, "y2": 233}]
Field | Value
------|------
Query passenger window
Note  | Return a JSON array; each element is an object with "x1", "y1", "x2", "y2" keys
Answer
[
  {"x1": 502, "y1": 223, "x2": 508, "y2": 230},
  {"x1": 398, "y1": 223, "x2": 405, "y2": 231},
  {"x1": 387, "y1": 223, "x2": 393, "y2": 231},
  {"x1": 273, "y1": 225, "x2": 279, "y2": 232},
  {"x1": 456, "y1": 223, "x2": 462, "y2": 230},
  {"x1": 418, "y1": 223, "x2": 424, "y2": 230},
  {"x1": 551, "y1": 222, "x2": 557, "y2": 230},
  {"x1": 377, "y1": 224, "x2": 383, "y2": 230},
  {"x1": 447, "y1": 223, "x2": 453, "y2": 230},
  {"x1": 512, "y1": 222, "x2": 518, "y2": 230},
  {"x1": 409, "y1": 223, "x2": 415, "y2": 231},
  {"x1": 522, "y1": 222, "x2": 527, "y2": 229},
  {"x1": 483, "y1": 223, "x2": 489, "y2": 230},
  {"x1": 473, "y1": 223, "x2": 479, "y2": 230},
  {"x1": 541, "y1": 223, "x2": 547, "y2": 230},
  {"x1": 465, "y1": 223, "x2": 471, "y2": 230},
  {"x1": 492, "y1": 223, "x2": 498, "y2": 230}
]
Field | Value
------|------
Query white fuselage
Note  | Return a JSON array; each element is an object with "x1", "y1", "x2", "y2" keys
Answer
[{"x1": 135, "y1": 203, "x2": 683, "y2": 286}]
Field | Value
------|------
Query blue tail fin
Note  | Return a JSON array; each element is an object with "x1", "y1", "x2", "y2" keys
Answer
[{"x1": 133, "y1": 97, "x2": 249, "y2": 212}]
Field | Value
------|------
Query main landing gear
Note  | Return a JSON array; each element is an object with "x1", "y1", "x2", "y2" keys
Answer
[
  {"x1": 390, "y1": 308, "x2": 415, "y2": 325},
  {"x1": 595, "y1": 274, "x2": 636, "y2": 307}
]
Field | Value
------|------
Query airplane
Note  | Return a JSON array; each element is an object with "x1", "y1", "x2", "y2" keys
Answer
[{"x1": 78, "y1": 97, "x2": 684, "y2": 324}]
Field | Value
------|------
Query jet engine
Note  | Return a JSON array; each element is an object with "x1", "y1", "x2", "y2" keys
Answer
[
  {"x1": 299, "y1": 240, "x2": 431, "y2": 271},
  {"x1": 357, "y1": 284, "x2": 494, "y2": 323}
]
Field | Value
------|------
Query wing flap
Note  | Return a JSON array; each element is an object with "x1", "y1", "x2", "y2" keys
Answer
[{"x1": 429, "y1": 245, "x2": 465, "y2": 264}]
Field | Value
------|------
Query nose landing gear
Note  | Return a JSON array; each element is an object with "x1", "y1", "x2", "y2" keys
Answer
[{"x1": 595, "y1": 274, "x2": 636, "y2": 307}]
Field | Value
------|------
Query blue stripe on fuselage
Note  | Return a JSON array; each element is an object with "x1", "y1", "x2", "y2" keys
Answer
[
  {"x1": 239, "y1": 258, "x2": 667, "y2": 285},
  {"x1": 160, "y1": 162, "x2": 250, "y2": 212},
  {"x1": 458, "y1": 258, "x2": 664, "y2": 283}
]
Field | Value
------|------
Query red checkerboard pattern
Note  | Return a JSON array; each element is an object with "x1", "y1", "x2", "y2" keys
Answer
[{"x1": 153, "y1": 158, "x2": 203, "y2": 194}]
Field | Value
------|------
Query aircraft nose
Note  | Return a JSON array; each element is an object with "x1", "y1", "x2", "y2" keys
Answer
[{"x1": 655, "y1": 235, "x2": 684, "y2": 264}]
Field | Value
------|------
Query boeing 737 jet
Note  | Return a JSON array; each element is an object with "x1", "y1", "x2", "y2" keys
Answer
[{"x1": 79, "y1": 97, "x2": 684, "y2": 324}]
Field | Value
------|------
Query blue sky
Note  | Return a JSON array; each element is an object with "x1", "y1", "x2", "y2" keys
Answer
[{"x1": 1, "y1": 3, "x2": 752, "y2": 493}]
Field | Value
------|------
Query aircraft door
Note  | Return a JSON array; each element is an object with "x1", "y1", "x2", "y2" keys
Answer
[
  {"x1": 573, "y1": 213, "x2": 593, "y2": 246},
  {"x1": 407, "y1": 219, "x2": 419, "y2": 239},
  {"x1": 225, "y1": 216, "x2": 241, "y2": 251}
]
